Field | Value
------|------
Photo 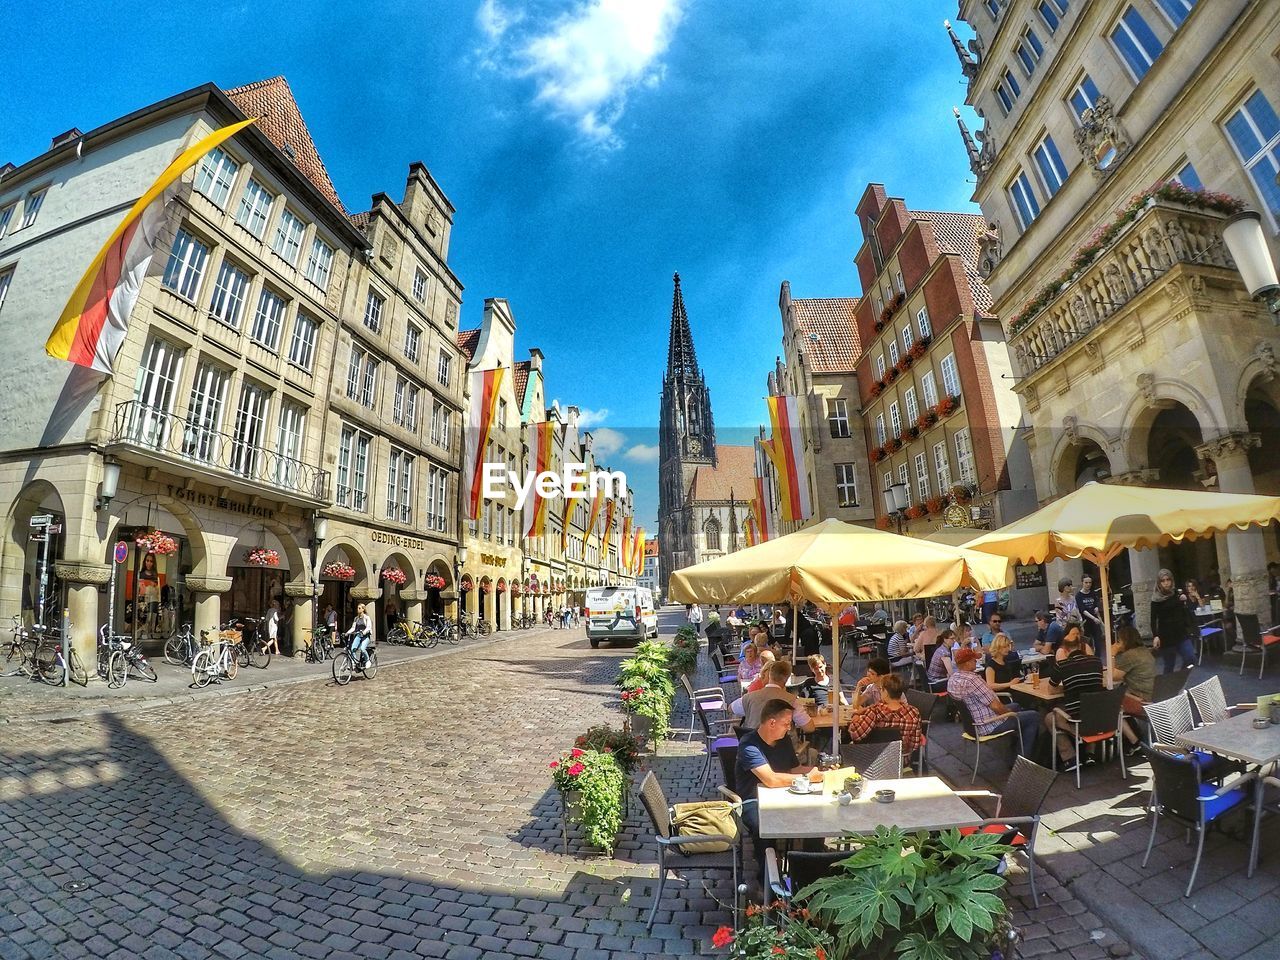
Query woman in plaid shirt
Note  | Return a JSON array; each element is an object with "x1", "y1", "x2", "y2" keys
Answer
[{"x1": 846, "y1": 674, "x2": 922, "y2": 760}]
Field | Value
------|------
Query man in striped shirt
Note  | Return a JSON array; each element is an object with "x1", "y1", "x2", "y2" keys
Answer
[{"x1": 1044, "y1": 633, "x2": 1104, "y2": 772}]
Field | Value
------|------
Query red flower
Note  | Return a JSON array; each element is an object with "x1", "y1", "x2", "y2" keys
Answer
[
  {"x1": 772, "y1": 948, "x2": 785, "y2": 956},
  {"x1": 815, "y1": 949, "x2": 827, "y2": 960},
  {"x1": 711, "y1": 926, "x2": 734, "y2": 948},
  {"x1": 567, "y1": 762, "x2": 585, "y2": 776},
  {"x1": 570, "y1": 748, "x2": 584, "y2": 758},
  {"x1": 549, "y1": 761, "x2": 559, "y2": 769}
]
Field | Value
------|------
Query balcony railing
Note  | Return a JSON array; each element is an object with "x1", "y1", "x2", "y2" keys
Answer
[
  {"x1": 1009, "y1": 199, "x2": 1235, "y2": 378},
  {"x1": 109, "y1": 400, "x2": 330, "y2": 502}
]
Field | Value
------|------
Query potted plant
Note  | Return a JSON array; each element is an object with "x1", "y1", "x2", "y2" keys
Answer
[
  {"x1": 875, "y1": 515, "x2": 891, "y2": 531},
  {"x1": 905, "y1": 504, "x2": 925, "y2": 520},
  {"x1": 550, "y1": 747, "x2": 626, "y2": 855},
  {"x1": 798, "y1": 827, "x2": 1017, "y2": 960},
  {"x1": 710, "y1": 902, "x2": 835, "y2": 959},
  {"x1": 245, "y1": 547, "x2": 279, "y2": 567},
  {"x1": 424, "y1": 573, "x2": 446, "y2": 590},
  {"x1": 322, "y1": 561, "x2": 355, "y2": 581},
  {"x1": 574, "y1": 725, "x2": 645, "y2": 776},
  {"x1": 668, "y1": 632, "x2": 699, "y2": 675},
  {"x1": 925, "y1": 496, "x2": 945, "y2": 515},
  {"x1": 381, "y1": 566, "x2": 407, "y2": 586}
]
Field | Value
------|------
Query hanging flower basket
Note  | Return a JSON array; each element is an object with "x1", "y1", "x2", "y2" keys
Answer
[
  {"x1": 479, "y1": 580, "x2": 492, "y2": 594},
  {"x1": 875, "y1": 515, "x2": 892, "y2": 531},
  {"x1": 460, "y1": 574, "x2": 475, "y2": 591},
  {"x1": 381, "y1": 566, "x2": 408, "y2": 586},
  {"x1": 322, "y1": 561, "x2": 356, "y2": 581},
  {"x1": 511, "y1": 582, "x2": 523, "y2": 596},
  {"x1": 424, "y1": 573, "x2": 446, "y2": 590},
  {"x1": 245, "y1": 547, "x2": 279, "y2": 567},
  {"x1": 496, "y1": 580, "x2": 508, "y2": 593},
  {"x1": 135, "y1": 531, "x2": 179, "y2": 556}
]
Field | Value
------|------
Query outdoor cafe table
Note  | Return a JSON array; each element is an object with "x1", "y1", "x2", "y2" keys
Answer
[
  {"x1": 1008, "y1": 678, "x2": 1064, "y2": 704},
  {"x1": 1178, "y1": 708, "x2": 1280, "y2": 877},
  {"x1": 757, "y1": 776, "x2": 979, "y2": 840}
]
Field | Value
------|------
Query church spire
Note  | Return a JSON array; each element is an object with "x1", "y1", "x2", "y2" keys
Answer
[
  {"x1": 666, "y1": 272, "x2": 699, "y2": 378},
  {"x1": 953, "y1": 107, "x2": 981, "y2": 174}
]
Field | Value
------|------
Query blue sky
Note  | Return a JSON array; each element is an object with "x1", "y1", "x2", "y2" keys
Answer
[{"x1": 4, "y1": 0, "x2": 981, "y2": 533}]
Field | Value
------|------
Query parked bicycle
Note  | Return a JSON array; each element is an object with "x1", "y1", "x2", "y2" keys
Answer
[
  {"x1": 300, "y1": 624, "x2": 335, "y2": 663},
  {"x1": 163, "y1": 622, "x2": 199, "y2": 666},
  {"x1": 332, "y1": 634, "x2": 378, "y2": 685},
  {"x1": 386, "y1": 616, "x2": 428, "y2": 647},
  {"x1": 223, "y1": 618, "x2": 271, "y2": 669},
  {"x1": 424, "y1": 614, "x2": 460, "y2": 645},
  {"x1": 96, "y1": 624, "x2": 157, "y2": 686},
  {"x1": 459, "y1": 616, "x2": 492, "y2": 638},
  {"x1": 192, "y1": 630, "x2": 238, "y2": 687}
]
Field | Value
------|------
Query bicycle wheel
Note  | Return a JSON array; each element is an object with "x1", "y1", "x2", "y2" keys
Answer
[
  {"x1": 446, "y1": 624, "x2": 461, "y2": 645},
  {"x1": 106, "y1": 651, "x2": 127, "y2": 689},
  {"x1": 164, "y1": 635, "x2": 186, "y2": 665},
  {"x1": 234, "y1": 642, "x2": 249, "y2": 668},
  {"x1": 68, "y1": 647, "x2": 88, "y2": 687},
  {"x1": 333, "y1": 652, "x2": 353, "y2": 685},
  {"x1": 191, "y1": 650, "x2": 212, "y2": 688},
  {"x1": 362, "y1": 650, "x2": 378, "y2": 679},
  {"x1": 387, "y1": 626, "x2": 407, "y2": 645},
  {"x1": 249, "y1": 645, "x2": 271, "y2": 669},
  {"x1": 131, "y1": 654, "x2": 158, "y2": 682},
  {"x1": 37, "y1": 649, "x2": 64, "y2": 685},
  {"x1": 224, "y1": 653, "x2": 239, "y2": 681},
  {"x1": 479, "y1": 620, "x2": 492, "y2": 636}
]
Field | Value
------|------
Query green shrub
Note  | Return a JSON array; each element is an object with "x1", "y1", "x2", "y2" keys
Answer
[{"x1": 549, "y1": 748, "x2": 625, "y2": 854}]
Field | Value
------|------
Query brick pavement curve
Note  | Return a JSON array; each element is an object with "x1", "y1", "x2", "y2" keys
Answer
[{"x1": 3, "y1": 609, "x2": 1139, "y2": 960}]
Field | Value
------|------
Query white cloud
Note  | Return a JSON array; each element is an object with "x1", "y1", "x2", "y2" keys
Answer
[
  {"x1": 624, "y1": 443, "x2": 659, "y2": 463},
  {"x1": 478, "y1": 0, "x2": 687, "y2": 146},
  {"x1": 576, "y1": 406, "x2": 610, "y2": 428},
  {"x1": 590, "y1": 426, "x2": 626, "y2": 458}
]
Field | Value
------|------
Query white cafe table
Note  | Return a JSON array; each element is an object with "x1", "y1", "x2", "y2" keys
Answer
[{"x1": 757, "y1": 776, "x2": 979, "y2": 840}]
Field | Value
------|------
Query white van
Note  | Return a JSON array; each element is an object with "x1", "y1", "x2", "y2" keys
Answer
[{"x1": 584, "y1": 585, "x2": 658, "y2": 647}]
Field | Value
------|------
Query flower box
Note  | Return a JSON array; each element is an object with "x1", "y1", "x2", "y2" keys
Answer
[
  {"x1": 886, "y1": 368, "x2": 900, "y2": 382},
  {"x1": 870, "y1": 446, "x2": 885, "y2": 463},
  {"x1": 322, "y1": 561, "x2": 355, "y2": 581},
  {"x1": 869, "y1": 381, "x2": 884, "y2": 398},
  {"x1": 245, "y1": 547, "x2": 279, "y2": 567},
  {"x1": 135, "y1": 531, "x2": 179, "y2": 555},
  {"x1": 381, "y1": 566, "x2": 407, "y2": 586}
]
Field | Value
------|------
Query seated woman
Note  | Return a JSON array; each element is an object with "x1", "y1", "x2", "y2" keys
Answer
[
  {"x1": 983, "y1": 632, "x2": 1022, "y2": 695},
  {"x1": 737, "y1": 643, "x2": 765, "y2": 685},
  {"x1": 886, "y1": 620, "x2": 914, "y2": 670},
  {"x1": 925, "y1": 628, "x2": 956, "y2": 689},
  {"x1": 912, "y1": 616, "x2": 941, "y2": 658},
  {"x1": 803, "y1": 654, "x2": 848, "y2": 708},
  {"x1": 744, "y1": 651, "x2": 776, "y2": 693},
  {"x1": 1111, "y1": 626, "x2": 1155, "y2": 754},
  {"x1": 1054, "y1": 624, "x2": 1093, "y2": 661},
  {"x1": 845, "y1": 674, "x2": 923, "y2": 762}
]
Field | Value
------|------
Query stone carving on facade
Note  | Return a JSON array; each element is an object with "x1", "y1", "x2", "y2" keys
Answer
[
  {"x1": 1073, "y1": 96, "x2": 1130, "y2": 176},
  {"x1": 350, "y1": 585, "x2": 383, "y2": 601},
  {"x1": 53, "y1": 560, "x2": 112, "y2": 585},
  {"x1": 185, "y1": 575, "x2": 233, "y2": 593},
  {"x1": 1137, "y1": 373, "x2": 1157, "y2": 406},
  {"x1": 1255, "y1": 341, "x2": 1277, "y2": 381},
  {"x1": 1141, "y1": 227, "x2": 1170, "y2": 272},
  {"x1": 975, "y1": 125, "x2": 996, "y2": 177},
  {"x1": 283, "y1": 579, "x2": 315, "y2": 598},
  {"x1": 1062, "y1": 415, "x2": 1079, "y2": 447},
  {"x1": 1102, "y1": 262, "x2": 1129, "y2": 306},
  {"x1": 1107, "y1": 468, "x2": 1159, "y2": 486},
  {"x1": 1068, "y1": 294, "x2": 1092, "y2": 333},
  {"x1": 1195, "y1": 432, "x2": 1261, "y2": 462},
  {"x1": 977, "y1": 221, "x2": 1002, "y2": 279}
]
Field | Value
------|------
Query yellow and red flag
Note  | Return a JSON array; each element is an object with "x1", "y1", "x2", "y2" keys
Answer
[
  {"x1": 745, "y1": 516, "x2": 757, "y2": 547},
  {"x1": 633, "y1": 528, "x2": 646, "y2": 575},
  {"x1": 584, "y1": 489, "x2": 603, "y2": 544},
  {"x1": 765, "y1": 395, "x2": 812, "y2": 522},
  {"x1": 522, "y1": 419, "x2": 556, "y2": 538},
  {"x1": 621, "y1": 513, "x2": 633, "y2": 569},
  {"x1": 465, "y1": 367, "x2": 505, "y2": 520},
  {"x1": 45, "y1": 119, "x2": 255, "y2": 373},
  {"x1": 602, "y1": 497, "x2": 617, "y2": 551}
]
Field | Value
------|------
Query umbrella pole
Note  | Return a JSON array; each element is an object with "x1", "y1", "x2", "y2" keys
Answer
[
  {"x1": 792, "y1": 603, "x2": 798, "y2": 665},
  {"x1": 1098, "y1": 551, "x2": 1115, "y2": 689},
  {"x1": 829, "y1": 604, "x2": 841, "y2": 756}
]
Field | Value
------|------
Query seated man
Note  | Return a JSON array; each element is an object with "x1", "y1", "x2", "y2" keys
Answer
[
  {"x1": 733, "y1": 660, "x2": 817, "y2": 733},
  {"x1": 1044, "y1": 632, "x2": 1105, "y2": 772},
  {"x1": 851, "y1": 657, "x2": 892, "y2": 709},
  {"x1": 887, "y1": 620, "x2": 914, "y2": 670},
  {"x1": 1112, "y1": 626, "x2": 1155, "y2": 755},
  {"x1": 846, "y1": 674, "x2": 922, "y2": 763},
  {"x1": 1031, "y1": 611, "x2": 1053, "y2": 655},
  {"x1": 947, "y1": 648, "x2": 1039, "y2": 760},
  {"x1": 735, "y1": 698, "x2": 824, "y2": 876},
  {"x1": 802, "y1": 654, "x2": 848, "y2": 708}
]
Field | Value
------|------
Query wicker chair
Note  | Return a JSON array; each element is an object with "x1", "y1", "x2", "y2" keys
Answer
[
  {"x1": 1142, "y1": 693, "x2": 1195, "y2": 746},
  {"x1": 838, "y1": 741, "x2": 903, "y2": 780},
  {"x1": 1187, "y1": 675, "x2": 1230, "y2": 725},
  {"x1": 638, "y1": 771, "x2": 740, "y2": 930},
  {"x1": 957, "y1": 756, "x2": 1057, "y2": 905}
]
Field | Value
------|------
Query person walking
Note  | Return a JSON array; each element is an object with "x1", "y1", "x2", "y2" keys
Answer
[
  {"x1": 263, "y1": 600, "x2": 281, "y2": 657},
  {"x1": 688, "y1": 603, "x2": 704, "y2": 636},
  {"x1": 1151, "y1": 568, "x2": 1197, "y2": 671}
]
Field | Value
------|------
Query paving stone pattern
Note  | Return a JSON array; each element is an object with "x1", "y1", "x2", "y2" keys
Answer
[{"x1": 0, "y1": 609, "x2": 1212, "y2": 958}]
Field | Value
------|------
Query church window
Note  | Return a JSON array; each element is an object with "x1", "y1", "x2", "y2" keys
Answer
[{"x1": 705, "y1": 517, "x2": 721, "y2": 551}]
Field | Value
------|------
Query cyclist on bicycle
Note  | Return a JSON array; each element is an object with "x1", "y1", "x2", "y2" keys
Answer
[{"x1": 345, "y1": 603, "x2": 374, "y2": 667}]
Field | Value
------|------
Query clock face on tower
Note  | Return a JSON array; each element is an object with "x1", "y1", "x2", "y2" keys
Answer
[{"x1": 688, "y1": 438, "x2": 702, "y2": 455}]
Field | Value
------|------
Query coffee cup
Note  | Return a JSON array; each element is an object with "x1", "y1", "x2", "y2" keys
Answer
[
  {"x1": 792, "y1": 776, "x2": 808, "y2": 791},
  {"x1": 875, "y1": 789, "x2": 896, "y2": 802}
]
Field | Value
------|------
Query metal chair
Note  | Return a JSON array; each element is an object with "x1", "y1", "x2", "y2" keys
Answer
[
  {"x1": 716, "y1": 742, "x2": 739, "y2": 790},
  {"x1": 1150, "y1": 666, "x2": 1193, "y2": 704},
  {"x1": 638, "y1": 771, "x2": 740, "y2": 930},
  {"x1": 693, "y1": 698, "x2": 739, "y2": 790},
  {"x1": 1195, "y1": 616, "x2": 1224, "y2": 665},
  {"x1": 838, "y1": 741, "x2": 903, "y2": 780},
  {"x1": 1051, "y1": 686, "x2": 1128, "y2": 789},
  {"x1": 956, "y1": 756, "x2": 1056, "y2": 906},
  {"x1": 1140, "y1": 747, "x2": 1256, "y2": 897},
  {"x1": 1142, "y1": 693, "x2": 1195, "y2": 747},
  {"x1": 956, "y1": 699, "x2": 1022, "y2": 784},
  {"x1": 1236, "y1": 613, "x2": 1280, "y2": 679},
  {"x1": 680, "y1": 673, "x2": 727, "y2": 742},
  {"x1": 1187, "y1": 675, "x2": 1230, "y2": 725},
  {"x1": 764, "y1": 847, "x2": 850, "y2": 903},
  {"x1": 904, "y1": 688, "x2": 937, "y2": 774}
]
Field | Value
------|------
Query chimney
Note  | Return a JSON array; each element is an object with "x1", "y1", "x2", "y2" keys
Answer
[
  {"x1": 51, "y1": 128, "x2": 83, "y2": 150},
  {"x1": 528, "y1": 347, "x2": 544, "y2": 371}
]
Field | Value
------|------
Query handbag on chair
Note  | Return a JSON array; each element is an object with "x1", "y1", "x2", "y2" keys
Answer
[{"x1": 670, "y1": 800, "x2": 738, "y2": 853}]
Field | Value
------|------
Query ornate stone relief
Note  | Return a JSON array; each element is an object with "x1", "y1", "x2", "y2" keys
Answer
[
  {"x1": 1255, "y1": 342, "x2": 1276, "y2": 381},
  {"x1": 977, "y1": 221, "x2": 1001, "y2": 279},
  {"x1": 1073, "y1": 96, "x2": 1130, "y2": 177}
]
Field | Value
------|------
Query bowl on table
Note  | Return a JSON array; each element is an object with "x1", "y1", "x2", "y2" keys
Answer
[{"x1": 874, "y1": 789, "x2": 896, "y2": 803}]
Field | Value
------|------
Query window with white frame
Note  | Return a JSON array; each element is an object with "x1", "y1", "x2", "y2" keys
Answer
[
  {"x1": 363, "y1": 289, "x2": 384, "y2": 333},
  {"x1": 904, "y1": 386, "x2": 919, "y2": 425},
  {"x1": 901, "y1": 323, "x2": 914, "y2": 352},
  {"x1": 874, "y1": 354, "x2": 886, "y2": 380},
  {"x1": 1033, "y1": 134, "x2": 1070, "y2": 197},
  {"x1": 229, "y1": 382, "x2": 270, "y2": 479},
  {"x1": 412, "y1": 269, "x2": 428, "y2": 302},
  {"x1": 921, "y1": 370, "x2": 939, "y2": 408},
  {"x1": 161, "y1": 228, "x2": 209, "y2": 301},
  {"x1": 427, "y1": 464, "x2": 449, "y2": 531},
  {"x1": 1037, "y1": 0, "x2": 1068, "y2": 32},
  {"x1": 361, "y1": 354, "x2": 380, "y2": 408},
  {"x1": 437, "y1": 348, "x2": 452, "y2": 387},
  {"x1": 955, "y1": 427, "x2": 977, "y2": 485},
  {"x1": 1111, "y1": 5, "x2": 1164, "y2": 81},
  {"x1": 498, "y1": 399, "x2": 508, "y2": 429},
  {"x1": 835, "y1": 463, "x2": 858, "y2": 507},
  {"x1": 386, "y1": 448, "x2": 414, "y2": 523},
  {"x1": 19, "y1": 189, "x2": 46, "y2": 229},
  {"x1": 346, "y1": 344, "x2": 365, "y2": 401},
  {"x1": 0, "y1": 267, "x2": 12, "y2": 314},
  {"x1": 1015, "y1": 27, "x2": 1044, "y2": 76},
  {"x1": 889, "y1": 402, "x2": 902, "y2": 439},
  {"x1": 132, "y1": 336, "x2": 185, "y2": 447},
  {"x1": 404, "y1": 323, "x2": 422, "y2": 364},
  {"x1": 888, "y1": 340, "x2": 900, "y2": 366},
  {"x1": 0, "y1": 202, "x2": 15, "y2": 240},
  {"x1": 337, "y1": 425, "x2": 371, "y2": 511},
  {"x1": 304, "y1": 237, "x2": 333, "y2": 291},
  {"x1": 287, "y1": 312, "x2": 319, "y2": 372},
  {"x1": 898, "y1": 462, "x2": 911, "y2": 504},
  {"x1": 1009, "y1": 171, "x2": 1041, "y2": 230},
  {"x1": 1068, "y1": 73, "x2": 1100, "y2": 120},
  {"x1": 827, "y1": 398, "x2": 850, "y2": 438},
  {"x1": 393, "y1": 375, "x2": 419, "y2": 431},
  {"x1": 984, "y1": 0, "x2": 999, "y2": 16},
  {"x1": 916, "y1": 306, "x2": 932, "y2": 339},
  {"x1": 431, "y1": 399, "x2": 451, "y2": 449},
  {"x1": 249, "y1": 288, "x2": 286, "y2": 351},
  {"x1": 183, "y1": 360, "x2": 229, "y2": 463},
  {"x1": 235, "y1": 179, "x2": 273, "y2": 238},
  {"x1": 875, "y1": 414, "x2": 887, "y2": 447},
  {"x1": 1173, "y1": 160, "x2": 1203, "y2": 189},
  {"x1": 895, "y1": 270, "x2": 905, "y2": 294},
  {"x1": 195, "y1": 147, "x2": 239, "y2": 208},
  {"x1": 940, "y1": 353, "x2": 961, "y2": 398},
  {"x1": 271, "y1": 209, "x2": 305, "y2": 266},
  {"x1": 1154, "y1": 0, "x2": 1196, "y2": 29},
  {"x1": 275, "y1": 401, "x2": 306, "y2": 488},
  {"x1": 883, "y1": 471, "x2": 893, "y2": 509},
  {"x1": 209, "y1": 260, "x2": 249, "y2": 329},
  {"x1": 934, "y1": 440, "x2": 953, "y2": 491},
  {"x1": 1225, "y1": 90, "x2": 1280, "y2": 223},
  {"x1": 915, "y1": 452, "x2": 931, "y2": 502}
]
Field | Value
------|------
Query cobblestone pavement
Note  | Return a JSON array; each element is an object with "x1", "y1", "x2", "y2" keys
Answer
[{"x1": 0, "y1": 609, "x2": 1163, "y2": 959}]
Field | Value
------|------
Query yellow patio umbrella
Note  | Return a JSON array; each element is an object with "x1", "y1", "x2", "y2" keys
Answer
[
  {"x1": 669, "y1": 517, "x2": 1012, "y2": 752},
  {"x1": 965, "y1": 482, "x2": 1280, "y2": 685}
]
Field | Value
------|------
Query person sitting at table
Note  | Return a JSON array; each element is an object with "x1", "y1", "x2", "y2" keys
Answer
[
  {"x1": 925, "y1": 630, "x2": 956, "y2": 690},
  {"x1": 887, "y1": 620, "x2": 914, "y2": 670},
  {"x1": 846, "y1": 674, "x2": 922, "y2": 763},
  {"x1": 1053, "y1": 624, "x2": 1093, "y2": 661},
  {"x1": 735, "y1": 698, "x2": 825, "y2": 879},
  {"x1": 743, "y1": 651, "x2": 776, "y2": 692},
  {"x1": 1151, "y1": 568, "x2": 1197, "y2": 673},
  {"x1": 907, "y1": 612, "x2": 926, "y2": 642},
  {"x1": 983, "y1": 632, "x2": 1022, "y2": 694},
  {"x1": 733, "y1": 660, "x2": 817, "y2": 733},
  {"x1": 1033, "y1": 610, "x2": 1065, "y2": 656},
  {"x1": 851, "y1": 657, "x2": 892, "y2": 710},
  {"x1": 950, "y1": 621, "x2": 978, "y2": 652},
  {"x1": 912, "y1": 616, "x2": 941, "y2": 658},
  {"x1": 947, "y1": 648, "x2": 1040, "y2": 760},
  {"x1": 1111, "y1": 626, "x2": 1155, "y2": 754},
  {"x1": 737, "y1": 643, "x2": 765, "y2": 685},
  {"x1": 1044, "y1": 632, "x2": 1105, "y2": 772},
  {"x1": 803, "y1": 654, "x2": 848, "y2": 708}
]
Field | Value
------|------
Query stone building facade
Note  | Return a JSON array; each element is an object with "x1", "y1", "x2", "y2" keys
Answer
[{"x1": 956, "y1": 0, "x2": 1280, "y2": 624}]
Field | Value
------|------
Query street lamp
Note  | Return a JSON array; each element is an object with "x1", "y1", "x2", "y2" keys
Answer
[
  {"x1": 883, "y1": 482, "x2": 910, "y2": 534},
  {"x1": 95, "y1": 456, "x2": 121, "y2": 511},
  {"x1": 310, "y1": 513, "x2": 328, "y2": 647},
  {"x1": 1221, "y1": 210, "x2": 1280, "y2": 322},
  {"x1": 453, "y1": 546, "x2": 468, "y2": 630}
]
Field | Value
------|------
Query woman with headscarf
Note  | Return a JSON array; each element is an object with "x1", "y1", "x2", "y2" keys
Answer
[{"x1": 1151, "y1": 568, "x2": 1197, "y2": 672}]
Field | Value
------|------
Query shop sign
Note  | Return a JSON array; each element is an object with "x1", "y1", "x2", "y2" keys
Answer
[
  {"x1": 30, "y1": 514, "x2": 54, "y2": 526},
  {"x1": 166, "y1": 485, "x2": 276, "y2": 519},
  {"x1": 114, "y1": 541, "x2": 129, "y2": 564},
  {"x1": 1015, "y1": 564, "x2": 1047, "y2": 590},
  {"x1": 371, "y1": 530, "x2": 426, "y2": 550},
  {"x1": 479, "y1": 553, "x2": 507, "y2": 568}
]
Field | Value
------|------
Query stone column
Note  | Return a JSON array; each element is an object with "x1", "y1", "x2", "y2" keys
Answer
[
  {"x1": 349, "y1": 585, "x2": 383, "y2": 639},
  {"x1": 1128, "y1": 547, "x2": 1161, "y2": 636},
  {"x1": 1201, "y1": 434, "x2": 1269, "y2": 621},
  {"x1": 185, "y1": 575, "x2": 232, "y2": 642},
  {"x1": 283, "y1": 580, "x2": 313, "y2": 658},
  {"x1": 398, "y1": 588, "x2": 425, "y2": 625},
  {"x1": 54, "y1": 560, "x2": 111, "y2": 680}
]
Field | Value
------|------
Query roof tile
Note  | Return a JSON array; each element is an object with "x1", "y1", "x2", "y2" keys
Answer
[
  {"x1": 512, "y1": 360, "x2": 531, "y2": 406},
  {"x1": 791, "y1": 298, "x2": 862, "y2": 373},
  {"x1": 914, "y1": 211, "x2": 994, "y2": 317},
  {"x1": 456, "y1": 328, "x2": 481, "y2": 361},
  {"x1": 688, "y1": 445, "x2": 756, "y2": 503}
]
